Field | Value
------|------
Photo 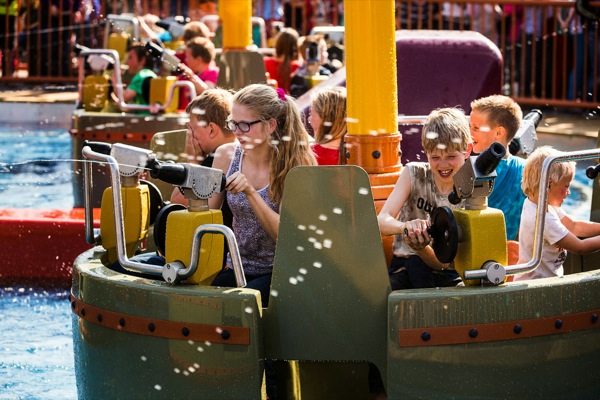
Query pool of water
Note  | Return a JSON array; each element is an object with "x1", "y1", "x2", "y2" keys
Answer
[
  {"x1": 0, "y1": 126, "x2": 74, "y2": 209},
  {"x1": 0, "y1": 286, "x2": 76, "y2": 399}
]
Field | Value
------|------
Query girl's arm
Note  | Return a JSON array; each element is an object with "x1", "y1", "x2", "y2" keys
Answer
[
  {"x1": 207, "y1": 144, "x2": 234, "y2": 210},
  {"x1": 377, "y1": 168, "x2": 412, "y2": 236}
]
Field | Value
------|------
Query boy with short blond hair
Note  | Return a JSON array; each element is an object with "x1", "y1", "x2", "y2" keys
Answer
[
  {"x1": 515, "y1": 146, "x2": 600, "y2": 280},
  {"x1": 378, "y1": 107, "x2": 472, "y2": 289},
  {"x1": 470, "y1": 94, "x2": 526, "y2": 240}
]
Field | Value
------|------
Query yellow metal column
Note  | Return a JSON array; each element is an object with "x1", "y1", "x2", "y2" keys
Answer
[
  {"x1": 345, "y1": 0, "x2": 401, "y2": 266},
  {"x1": 344, "y1": 0, "x2": 400, "y2": 176},
  {"x1": 219, "y1": 0, "x2": 252, "y2": 49}
]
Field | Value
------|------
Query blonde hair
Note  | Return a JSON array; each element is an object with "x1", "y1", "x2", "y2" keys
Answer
[
  {"x1": 186, "y1": 88, "x2": 233, "y2": 136},
  {"x1": 522, "y1": 146, "x2": 576, "y2": 198},
  {"x1": 233, "y1": 84, "x2": 317, "y2": 203},
  {"x1": 422, "y1": 107, "x2": 471, "y2": 154},
  {"x1": 312, "y1": 87, "x2": 347, "y2": 164},
  {"x1": 470, "y1": 95, "x2": 523, "y2": 140}
]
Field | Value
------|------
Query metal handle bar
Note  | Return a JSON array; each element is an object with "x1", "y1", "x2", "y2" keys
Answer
[
  {"x1": 79, "y1": 49, "x2": 197, "y2": 113},
  {"x1": 82, "y1": 146, "x2": 245, "y2": 286}
]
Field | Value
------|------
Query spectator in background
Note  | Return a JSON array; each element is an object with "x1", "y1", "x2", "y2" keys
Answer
[
  {"x1": 289, "y1": 34, "x2": 332, "y2": 98},
  {"x1": 263, "y1": 27, "x2": 301, "y2": 93},
  {"x1": 0, "y1": 0, "x2": 17, "y2": 77},
  {"x1": 283, "y1": 0, "x2": 313, "y2": 35}
]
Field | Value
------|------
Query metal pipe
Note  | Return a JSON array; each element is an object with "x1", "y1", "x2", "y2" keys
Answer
[
  {"x1": 82, "y1": 146, "x2": 164, "y2": 276},
  {"x1": 176, "y1": 224, "x2": 246, "y2": 287}
]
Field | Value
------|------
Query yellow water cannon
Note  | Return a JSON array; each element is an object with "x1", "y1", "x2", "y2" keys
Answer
[
  {"x1": 148, "y1": 160, "x2": 228, "y2": 285},
  {"x1": 429, "y1": 142, "x2": 508, "y2": 286},
  {"x1": 82, "y1": 142, "x2": 156, "y2": 265},
  {"x1": 75, "y1": 45, "x2": 114, "y2": 112}
]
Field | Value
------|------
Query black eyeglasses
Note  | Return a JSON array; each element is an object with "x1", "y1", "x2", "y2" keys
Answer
[{"x1": 225, "y1": 119, "x2": 262, "y2": 133}]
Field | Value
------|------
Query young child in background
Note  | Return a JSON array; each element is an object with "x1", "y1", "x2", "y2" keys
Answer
[
  {"x1": 514, "y1": 146, "x2": 600, "y2": 280},
  {"x1": 469, "y1": 94, "x2": 526, "y2": 241},
  {"x1": 178, "y1": 36, "x2": 219, "y2": 109},
  {"x1": 309, "y1": 86, "x2": 347, "y2": 165},
  {"x1": 377, "y1": 107, "x2": 472, "y2": 289}
]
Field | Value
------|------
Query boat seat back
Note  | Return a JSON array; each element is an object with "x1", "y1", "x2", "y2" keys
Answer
[
  {"x1": 148, "y1": 129, "x2": 188, "y2": 200},
  {"x1": 107, "y1": 32, "x2": 130, "y2": 63},
  {"x1": 263, "y1": 166, "x2": 389, "y2": 384},
  {"x1": 216, "y1": 50, "x2": 267, "y2": 90},
  {"x1": 148, "y1": 76, "x2": 179, "y2": 113},
  {"x1": 82, "y1": 74, "x2": 110, "y2": 112}
]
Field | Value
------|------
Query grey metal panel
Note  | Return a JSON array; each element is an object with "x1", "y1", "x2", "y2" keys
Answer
[{"x1": 263, "y1": 166, "x2": 390, "y2": 379}]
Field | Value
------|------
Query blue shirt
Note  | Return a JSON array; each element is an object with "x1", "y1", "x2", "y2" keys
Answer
[{"x1": 488, "y1": 155, "x2": 526, "y2": 240}]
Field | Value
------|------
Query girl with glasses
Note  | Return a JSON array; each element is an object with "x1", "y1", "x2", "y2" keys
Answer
[{"x1": 209, "y1": 84, "x2": 317, "y2": 309}]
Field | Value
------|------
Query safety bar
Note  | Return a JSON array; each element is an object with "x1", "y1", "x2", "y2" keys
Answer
[
  {"x1": 464, "y1": 147, "x2": 600, "y2": 281},
  {"x1": 163, "y1": 224, "x2": 246, "y2": 287},
  {"x1": 78, "y1": 49, "x2": 197, "y2": 113},
  {"x1": 82, "y1": 145, "x2": 245, "y2": 286}
]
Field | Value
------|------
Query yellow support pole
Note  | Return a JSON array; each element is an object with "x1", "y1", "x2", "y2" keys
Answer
[
  {"x1": 219, "y1": 0, "x2": 253, "y2": 49},
  {"x1": 344, "y1": 0, "x2": 400, "y2": 175}
]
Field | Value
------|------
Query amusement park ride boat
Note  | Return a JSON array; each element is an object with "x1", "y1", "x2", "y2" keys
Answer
[{"x1": 3, "y1": 0, "x2": 600, "y2": 397}]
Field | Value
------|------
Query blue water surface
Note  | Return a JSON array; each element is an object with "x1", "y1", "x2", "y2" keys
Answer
[
  {"x1": 0, "y1": 287, "x2": 76, "y2": 400},
  {"x1": 0, "y1": 126, "x2": 74, "y2": 209}
]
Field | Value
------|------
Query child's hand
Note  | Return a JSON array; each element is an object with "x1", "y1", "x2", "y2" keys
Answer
[{"x1": 403, "y1": 219, "x2": 431, "y2": 250}]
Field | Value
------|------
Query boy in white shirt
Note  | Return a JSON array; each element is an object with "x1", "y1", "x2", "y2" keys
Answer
[{"x1": 515, "y1": 146, "x2": 600, "y2": 280}]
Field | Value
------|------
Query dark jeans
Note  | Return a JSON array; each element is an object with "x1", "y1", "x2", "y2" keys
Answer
[
  {"x1": 389, "y1": 255, "x2": 462, "y2": 290},
  {"x1": 212, "y1": 268, "x2": 272, "y2": 308}
]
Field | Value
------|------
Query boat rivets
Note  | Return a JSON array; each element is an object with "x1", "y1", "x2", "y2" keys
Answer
[
  {"x1": 555, "y1": 319, "x2": 563, "y2": 329},
  {"x1": 469, "y1": 328, "x2": 478, "y2": 338},
  {"x1": 97, "y1": 314, "x2": 102, "y2": 323},
  {"x1": 592, "y1": 314, "x2": 598, "y2": 324},
  {"x1": 119, "y1": 317, "x2": 126, "y2": 327},
  {"x1": 372, "y1": 150, "x2": 381, "y2": 159},
  {"x1": 148, "y1": 323, "x2": 155, "y2": 333},
  {"x1": 221, "y1": 330, "x2": 231, "y2": 340},
  {"x1": 513, "y1": 324, "x2": 522, "y2": 334},
  {"x1": 80, "y1": 307, "x2": 86, "y2": 317},
  {"x1": 420, "y1": 332, "x2": 431, "y2": 341},
  {"x1": 182, "y1": 327, "x2": 190, "y2": 337}
]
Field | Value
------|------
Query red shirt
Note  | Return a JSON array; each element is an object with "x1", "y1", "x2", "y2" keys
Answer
[
  {"x1": 311, "y1": 143, "x2": 340, "y2": 166},
  {"x1": 263, "y1": 57, "x2": 301, "y2": 93}
]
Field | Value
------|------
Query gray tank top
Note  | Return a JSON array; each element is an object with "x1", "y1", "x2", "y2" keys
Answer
[
  {"x1": 225, "y1": 145, "x2": 279, "y2": 276},
  {"x1": 393, "y1": 162, "x2": 464, "y2": 257}
]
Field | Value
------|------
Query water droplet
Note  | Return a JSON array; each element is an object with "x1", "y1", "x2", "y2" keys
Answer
[
  {"x1": 313, "y1": 262, "x2": 322, "y2": 268},
  {"x1": 333, "y1": 207, "x2": 342, "y2": 214},
  {"x1": 289, "y1": 277, "x2": 298, "y2": 285}
]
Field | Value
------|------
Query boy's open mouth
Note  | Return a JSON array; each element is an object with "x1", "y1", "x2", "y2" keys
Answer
[{"x1": 439, "y1": 169, "x2": 453, "y2": 178}]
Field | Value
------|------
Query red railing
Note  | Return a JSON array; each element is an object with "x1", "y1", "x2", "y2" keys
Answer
[{"x1": 0, "y1": 0, "x2": 598, "y2": 108}]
